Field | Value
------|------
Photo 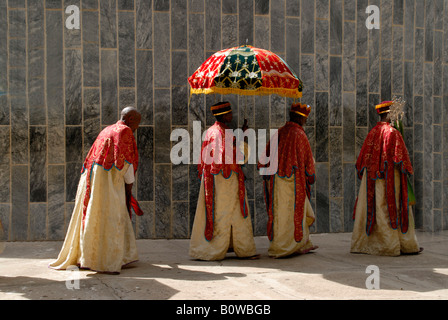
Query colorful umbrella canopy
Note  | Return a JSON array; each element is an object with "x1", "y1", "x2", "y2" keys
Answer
[{"x1": 188, "y1": 45, "x2": 303, "y2": 99}]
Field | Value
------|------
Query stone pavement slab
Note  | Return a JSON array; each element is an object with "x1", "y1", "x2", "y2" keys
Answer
[{"x1": 0, "y1": 231, "x2": 447, "y2": 300}]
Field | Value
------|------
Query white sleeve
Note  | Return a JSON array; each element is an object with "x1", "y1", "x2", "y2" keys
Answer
[{"x1": 124, "y1": 164, "x2": 135, "y2": 184}]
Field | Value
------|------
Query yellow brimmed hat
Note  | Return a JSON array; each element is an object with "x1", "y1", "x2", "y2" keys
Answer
[
  {"x1": 211, "y1": 101, "x2": 232, "y2": 117},
  {"x1": 290, "y1": 102, "x2": 311, "y2": 118},
  {"x1": 376, "y1": 101, "x2": 393, "y2": 114}
]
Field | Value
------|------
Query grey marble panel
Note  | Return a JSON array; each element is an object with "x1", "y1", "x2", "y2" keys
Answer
[
  {"x1": 118, "y1": 0, "x2": 134, "y2": 10},
  {"x1": 9, "y1": 8, "x2": 26, "y2": 38},
  {"x1": 101, "y1": 49, "x2": 118, "y2": 125},
  {"x1": 433, "y1": 97, "x2": 442, "y2": 125},
  {"x1": 330, "y1": 197, "x2": 343, "y2": 232},
  {"x1": 0, "y1": 127, "x2": 10, "y2": 165},
  {"x1": 270, "y1": 95, "x2": 286, "y2": 129},
  {"x1": 154, "y1": 0, "x2": 170, "y2": 11},
  {"x1": 380, "y1": 0, "x2": 392, "y2": 60},
  {"x1": 356, "y1": 0, "x2": 368, "y2": 56},
  {"x1": 30, "y1": 203, "x2": 46, "y2": 241},
  {"x1": 329, "y1": 128, "x2": 342, "y2": 198},
  {"x1": 316, "y1": 0, "x2": 329, "y2": 19},
  {"x1": 65, "y1": 49, "x2": 82, "y2": 125},
  {"x1": 356, "y1": 58, "x2": 368, "y2": 127},
  {"x1": 414, "y1": 29, "x2": 424, "y2": 96},
  {"x1": 329, "y1": 56, "x2": 342, "y2": 126},
  {"x1": 82, "y1": 0, "x2": 98, "y2": 9},
  {"x1": 433, "y1": 152, "x2": 442, "y2": 181},
  {"x1": 0, "y1": 204, "x2": 10, "y2": 241},
  {"x1": 254, "y1": 175, "x2": 267, "y2": 236},
  {"x1": 206, "y1": 0, "x2": 221, "y2": 51},
  {"x1": 222, "y1": 15, "x2": 238, "y2": 48},
  {"x1": 381, "y1": 60, "x2": 391, "y2": 101},
  {"x1": 8, "y1": 0, "x2": 25, "y2": 8},
  {"x1": 12, "y1": 166, "x2": 28, "y2": 241},
  {"x1": 171, "y1": 0, "x2": 188, "y2": 50},
  {"x1": 368, "y1": 94, "x2": 380, "y2": 131},
  {"x1": 315, "y1": 54, "x2": 329, "y2": 91},
  {"x1": 393, "y1": 0, "x2": 404, "y2": 25},
  {"x1": 83, "y1": 88, "x2": 101, "y2": 156},
  {"x1": 46, "y1": 10, "x2": 64, "y2": 164},
  {"x1": 154, "y1": 12, "x2": 170, "y2": 88},
  {"x1": 118, "y1": 11, "x2": 135, "y2": 88},
  {"x1": 286, "y1": 0, "x2": 300, "y2": 16},
  {"x1": 344, "y1": 0, "x2": 355, "y2": 20},
  {"x1": 343, "y1": 163, "x2": 355, "y2": 232},
  {"x1": 30, "y1": 126, "x2": 47, "y2": 203},
  {"x1": 173, "y1": 201, "x2": 189, "y2": 238},
  {"x1": 64, "y1": 0, "x2": 81, "y2": 48},
  {"x1": 137, "y1": 126, "x2": 154, "y2": 201},
  {"x1": 222, "y1": 0, "x2": 237, "y2": 14},
  {"x1": 0, "y1": 164, "x2": 10, "y2": 203},
  {"x1": 392, "y1": 27, "x2": 403, "y2": 95},
  {"x1": 301, "y1": 55, "x2": 315, "y2": 108},
  {"x1": 286, "y1": 17, "x2": 301, "y2": 75},
  {"x1": 315, "y1": 92, "x2": 329, "y2": 162},
  {"x1": 100, "y1": 0, "x2": 117, "y2": 48},
  {"x1": 189, "y1": 13, "x2": 205, "y2": 75},
  {"x1": 330, "y1": 0, "x2": 342, "y2": 55},
  {"x1": 45, "y1": 0, "x2": 61, "y2": 8},
  {"x1": 136, "y1": 50, "x2": 153, "y2": 125},
  {"x1": 239, "y1": 0, "x2": 254, "y2": 45},
  {"x1": 315, "y1": 19, "x2": 328, "y2": 54},
  {"x1": 172, "y1": 86, "x2": 188, "y2": 126},
  {"x1": 65, "y1": 126, "x2": 83, "y2": 164},
  {"x1": 83, "y1": 43, "x2": 100, "y2": 87},
  {"x1": 255, "y1": 0, "x2": 269, "y2": 15},
  {"x1": 424, "y1": 0, "x2": 434, "y2": 62},
  {"x1": 414, "y1": 95, "x2": 424, "y2": 124},
  {"x1": 255, "y1": 15, "x2": 269, "y2": 50},
  {"x1": 343, "y1": 93, "x2": 355, "y2": 163},
  {"x1": 172, "y1": 163, "x2": 188, "y2": 202},
  {"x1": 154, "y1": 89, "x2": 171, "y2": 163},
  {"x1": 48, "y1": 165, "x2": 65, "y2": 240},
  {"x1": 368, "y1": 25, "x2": 380, "y2": 93},
  {"x1": 136, "y1": 0, "x2": 152, "y2": 49},
  {"x1": 413, "y1": 151, "x2": 423, "y2": 181},
  {"x1": 315, "y1": 163, "x2": 329, "y2": 233},
  {"x1": 434, "y1": 31, "x2": 443, "y2": 96},
  {"x1": 65, "y1": 162, "x2": 80, "y2": 203},
  {"x1": 11, "y1": 96, "x2": 28, "y2": 164},
  {"x1": 403, "y1": 62, "x2": 414, "y2": 127},
  {"x1": 301, "y1": 0, "x2": 314, "y2": 53},
  {"x1": 188, "y1": 164, "x2": 201, "y2": 232},
  {"x1": 9, "y1": 39, "x2": 26, "y2": 68},
  {"x1": 415, "y1": 0, "x2": 425, "y2": 28},
  {"x1": 271, "y1": 0, "x2": 285, "y2": 53},
  {"x1": 404, "y1": 0, "x2": 415, "y2": 60},
  {"x1": 343, "y1": 22, "x2": 355, "y2": 92},
  {"x1": 136, "y1": 201, "x2": 155, "y2": 239},
  {"x1": 119, "y1": 88, "x2": 136, "y2": 109},
  {"x1": 155, "y1": 164, "x2": 171, "y2": 238}
]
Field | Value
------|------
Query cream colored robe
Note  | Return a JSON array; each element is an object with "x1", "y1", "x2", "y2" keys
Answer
[
  {"x1": 189, "y1": 172, "x2": 257, "y2": 261},
  {"x1": 49, "y1": 164, "x2": 138, "y2": 273},
  {"x1": 351, "y1": 167, "x2": 420, "y2": 256},
  {"x1": 268, "y1": 175, "x2": 316, "y2": 258}
]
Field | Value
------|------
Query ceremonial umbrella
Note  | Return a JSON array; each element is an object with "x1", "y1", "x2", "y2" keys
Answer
[{"x1": 188, "y1": 45, "x2": 303, "y2": 100}]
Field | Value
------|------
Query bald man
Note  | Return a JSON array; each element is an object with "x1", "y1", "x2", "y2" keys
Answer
[{"x1": 50, "y1": 107, "x2": 142, "y2": 274}]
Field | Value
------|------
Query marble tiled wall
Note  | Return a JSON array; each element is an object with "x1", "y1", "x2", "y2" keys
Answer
[{"x1": 0, "y1": 0, "x2": 447, "y2": 241}]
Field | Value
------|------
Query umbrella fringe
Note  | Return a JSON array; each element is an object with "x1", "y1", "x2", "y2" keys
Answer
[{"x1": 190, "y1": 87, "x2": 302, "y2": 99}]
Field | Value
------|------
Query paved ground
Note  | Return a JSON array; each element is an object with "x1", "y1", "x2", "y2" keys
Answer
[{"x1": 0, "y1": 231, "x2": 447, "y2": 300}]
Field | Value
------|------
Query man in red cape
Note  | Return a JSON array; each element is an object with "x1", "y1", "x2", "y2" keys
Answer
[
  {"x1": 258, "y1": 103, "x2": 317, "y2": 258},
  {"x1": 351, "y1": 101, "x2": 421, "y2": 256},
  {"x1": 189, "y1": 102, "x2": 258, "y2": 261},
  {"x1": 50, "y1": 107, "x2": 143, "y2": 274}
]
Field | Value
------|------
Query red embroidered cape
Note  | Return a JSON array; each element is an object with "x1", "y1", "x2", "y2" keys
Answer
[
  {"x1": 258, "y1": 122, "x2": 315, "y2": 242},
  {"x1": 81, "y1": 121, "x2": 139, "y2": 228},
  {"x1": 354, "y1": 122, "x2": 413, "y2": 235},
  {"x1": 198, "y1": 121, "x2": 248, "y2": 241}
]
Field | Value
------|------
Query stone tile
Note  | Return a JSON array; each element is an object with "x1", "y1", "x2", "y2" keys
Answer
[
  {"x1": 30, "y1": 126, "x2": 47, "y2": 203},
  {"x1": 136, "y1": 201, "x2": 155, "y2": 239},
  {"x1": 11, "y1": 96, "x2": 28, "y2": 164},
  {"x1": 343, "y1": 163, "x2": 355, "y2": 232},
  {"x1": 48, "y1": 165, "x2": 65, "y2": 240},
  {"x1": 136, "y1": 50, "x2": 153, "y2": 125},
  {"x1": 356, "y1": 58, "x2": 368, "y2": 127},
  {"x1": 356, "y1": 0, "x2": 368, "y2": 56},
  {"x1": 11, "y1": 165, "x2": 28, "y2": 241},
  {"x1": 301, "y1": 0, "x2": 314, "y2": 53},
  {"x1": 330, "y1": 197, "x2": 343, "y2": 233},
  {"x1": 239, "y1": 0, "x2": 254, "y2": 45},
  {"x1": 0, "y1": 165, "x2": 10, "y2": 203},
  {"x1": 154, "y1": 89, "x2": 171, "y2": 163},
  {"x1": 100, "y1": 0, "x2": 117, "y2": 48},
  {"x1": 154, "y1": 12, "x2": 170, "y2": 88},
  {"x1": 118, "y1": 11, "x2": 135, "y2": 88},
  {"x1": 0, "y1": 204, "x2": 10, "y2": 240},
  {"x1": 271, "y1": 0, "x2": 285, "y2": 53},
  {"x1": 205, "y1": 0, "x2": 221, "y2": 51},
  {"x1": 329, "y1": 56, "x2": 342, "y2": 126},
  {"x1": 315, "y1": 92, "x2": 329, "y2": 162},
  {"x1": 330, "y1": 0, "x2": 342, "y2": 55},
  {"x1": 155, "y1": 164, "x2": 171, "y2": 238},
  {"x1": 315, "y1": 163, "x2": 329, "y2": 233},
  {"x1": 154, "y1": 0, "x2": 170, "y2": 11},
  {"x1": 255, "y1": 0, "x2": 269, "y2": 15},
  {"x1": 172, "y1": 201, "x2": 189, "y2": 238},
  {"x1": 343, "y1": 93, "x2": 355, "y2": 163},
  {"x1": 136, "y1": 0, "x2": 152, "y2": 49},
  {"x1": 101, "y1": 49, "x2": 118, "y2": 125},
  {"x1": 172, "y1": 0, "x2": 188, "y2": 50},
  {"x1": 329, "y1": 128, "x2": 342, "y2": 198},
  {"x1": 137, "y1": 126, "x2": 154, "y2": 201},
  {"x1": 118, "y1": 0, "x2": 134, "y2": 10},
  {"x1": 65, "y1": 49, "x2": 82, "y2": 125},
  {"x1": 404, "y1": 0, "x2": 414, "y2": 60},
  {"x1": 316, "y1": 0, "x2": 329, "y2": 19},
  {"x1": 30, "y1": 204, "x2": 46, "y2": 241}
]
